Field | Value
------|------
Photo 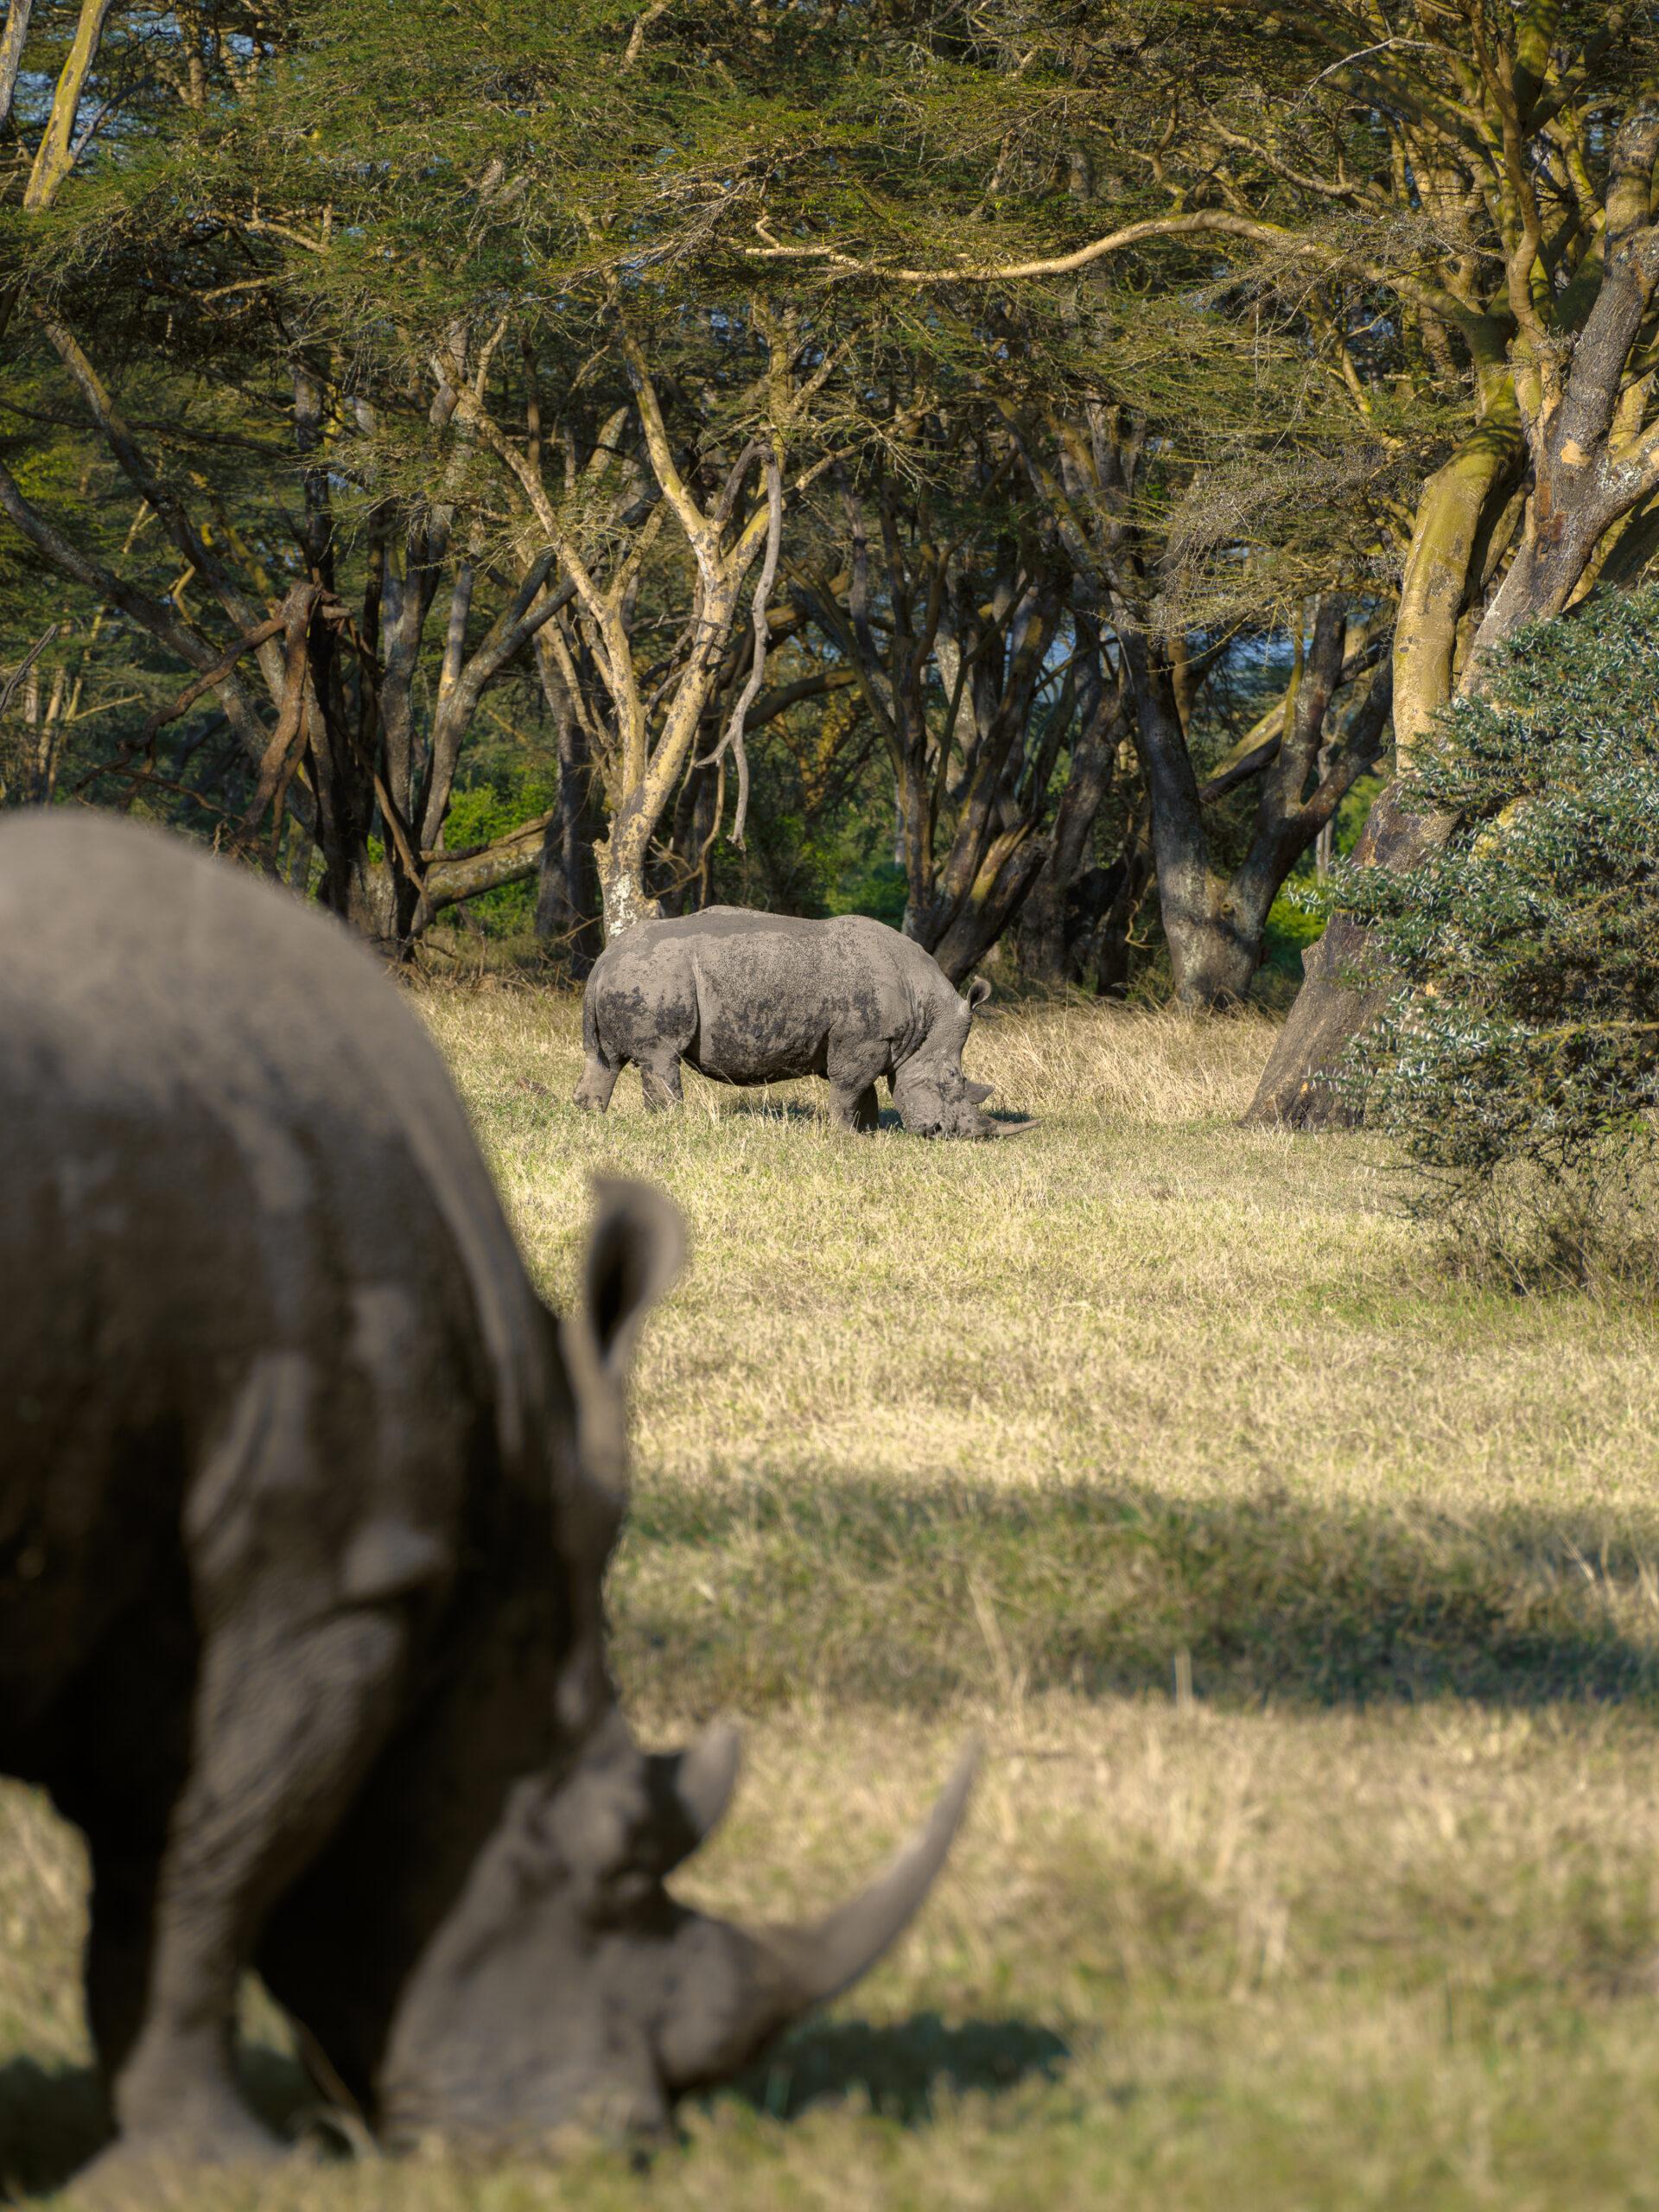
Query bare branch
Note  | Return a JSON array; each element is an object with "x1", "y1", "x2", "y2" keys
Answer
[
  {"x1": 622, "y1": 0, "x2": 669, "y2": 67},
  {"x1": 697, "y1": 450, "x2": 783, "y2": 849},
  {"x1": 139, "y1": 609, "x2": 290, "y2": 739},
  {"x1": 0, "y1": 624, "x2": 59, "y2": 723},
  {"x1": 0, "y1": 0, "x2": 34, "y2": 135},
  {"x1": 22, "y1": 0, "x2": 113, "y2": 211}
]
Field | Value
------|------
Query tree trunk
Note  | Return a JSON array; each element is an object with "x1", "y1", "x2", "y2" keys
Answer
[
  {"x1": 1241, "y1": 788, "x2": 1449, "y2": 1124},
  {"x1": 532, "y1": 638, "x2": 604, "y2": 972},
  {"x1": 1242, "y1": 398, "x2": 1523, "y2": 1123},
  {"x1": 293, "y1": 366, "x2": 404, "y2": 945},
  {"x1": 1117, "y1": 629, "x2": 1261, "y2": 1009},
  {"x1": 1092, "y1": 828, "x2": 1153, "y2": 997},
  {"x1": 1017, "y1": 702, "x2": 1121, "y2": 987},
  {"x1": 930, "y1": 833, "x2": 1048, "y2": 985},
  {"x1": 594, "y1": 800, "x2": 664, "y2": 938}
]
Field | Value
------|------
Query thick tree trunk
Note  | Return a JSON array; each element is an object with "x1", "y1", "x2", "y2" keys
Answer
[
  {"x1": 1242, "y1": 398, "x2": 1523, "y2": 1123},
  {"x1": 1390, "y1": 394, "x2": 1524, "y2": 758},
  {"x1": 292, "y1": 367, "x2": 405, "y2": 946},
  {"x1": 1242, "y1": 787, "x2": 1449, "y2": 1124},
  {"x1": 594, "y1": 799, "x2": 664, "y2": 938},
  {"x1": 1117, "y1": 631, "x2": 1262, "y2": 1009},
  {"x1": 311, "y1": 711, "x2": 397, "y2": 942}
]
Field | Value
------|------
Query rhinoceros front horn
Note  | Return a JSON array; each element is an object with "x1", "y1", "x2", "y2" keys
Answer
[
  {"x1": 657, "y1": 1744, "x2": 977, "y2": 2092},
  {"x1": 759, "y1": 1743, "x2": 977, "y2": 2008}
]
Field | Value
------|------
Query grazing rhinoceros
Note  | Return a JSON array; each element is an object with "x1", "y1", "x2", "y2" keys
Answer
[
  {"x1": 0, "y1": 814, "x2": 972, "y2": 2188},
  {"x1": 573, "y1": 907, "x2": 1030, "y2": 1136}
]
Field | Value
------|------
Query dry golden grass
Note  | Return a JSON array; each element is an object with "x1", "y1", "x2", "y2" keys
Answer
[{"x1": 8, "y1": 989, "x2": 1659, "y2": 2209}]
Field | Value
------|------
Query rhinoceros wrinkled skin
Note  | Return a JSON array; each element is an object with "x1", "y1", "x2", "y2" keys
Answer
[
  {"x1": 574, "y1": 906, "x2": 1031, "y2": 1137},
  {"x1": 0, "y1": 814, "x2": 972, "y2": 2188}
]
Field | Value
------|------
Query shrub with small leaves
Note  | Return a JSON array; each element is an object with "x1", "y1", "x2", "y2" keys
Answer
[{"x1": 1329, "y1": 588, "x2": 1659, "y2": 1274}]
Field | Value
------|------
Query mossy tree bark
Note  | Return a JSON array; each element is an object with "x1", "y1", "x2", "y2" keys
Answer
[{"x1": 1244, "y1": 387, "x2": 1523, "y2": 1122}]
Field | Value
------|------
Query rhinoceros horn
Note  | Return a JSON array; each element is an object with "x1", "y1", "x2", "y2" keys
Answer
[
  {"x1": 753, "y1": 1742, "x2": 977, "y2": 2006},
  {"x1": 654, "y1": 1744, "x2": 977, "y2": 2093}
]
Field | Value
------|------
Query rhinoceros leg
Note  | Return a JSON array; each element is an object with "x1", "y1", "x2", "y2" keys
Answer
[
  {"x1": 827, "y1": 1082, "x2": 880, "y2": 1133},
  {"x1": 96, "y1": 1357, "x2": 416, "y2": 2169},
  {"x1": 638, "y1": 1053, "x2": 683, "y2": 1111},
  {"x1": 826, "y1": 1042, "x2": 888, "y2": 1134},
  {"x1": 101, "y1": 1600, "x2": 410, "y2": 2168},
  {"x1": 574, "y1": 1052, "x2": 620, "y2": 1112},
  {"x1": 84, "y1": 1829, "x2": 167, "y2": 2085}
]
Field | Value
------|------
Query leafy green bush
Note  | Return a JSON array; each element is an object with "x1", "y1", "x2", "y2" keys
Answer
[{"x1": 1332, "y1": 588, "x2": 1659, "y2": 1281}]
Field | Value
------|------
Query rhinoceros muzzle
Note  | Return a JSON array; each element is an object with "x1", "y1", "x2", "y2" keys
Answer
[{"x1": 376, "y1": 1719, "x2": 976, "y2": 2151}]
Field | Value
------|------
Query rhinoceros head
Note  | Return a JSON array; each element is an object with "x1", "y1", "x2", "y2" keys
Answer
[
  {"x1": 377, "y1": 1709, "x2": 974, "y2": 2147},
  {"x1": 893, "y1": 977, "x2": 1031, "y2": 1139},
  {"x1": 372, "y1": 1182, "x2": 974, "y2": 2150}
]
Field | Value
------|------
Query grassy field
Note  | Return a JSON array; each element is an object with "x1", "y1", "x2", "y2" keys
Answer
[{"x1": 8, "y1": 988, "x2": 1659, "y2": 2209}]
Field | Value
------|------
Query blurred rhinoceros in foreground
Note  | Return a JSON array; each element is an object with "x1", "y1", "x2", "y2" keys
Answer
[
  {"x1": 574, "y1": 907, "x2": 1033, "y2": 1137},
  {"x1": 0, "y1": 814, "x2": 972, "y2": 2189}
]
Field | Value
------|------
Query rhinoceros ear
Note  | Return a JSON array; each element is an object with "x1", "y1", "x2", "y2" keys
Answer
[
  {"x1": 582, "y1": 1178, "x2": 686, "y2": 1379},
  {"x1": 966, "y1": 976, "x2": 992, "y2": 1013},
  {"x1": 561, "y1": 1180, "x2": 685, "y2": 1507}
]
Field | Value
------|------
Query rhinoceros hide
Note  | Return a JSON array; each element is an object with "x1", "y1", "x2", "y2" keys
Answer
[
  {"x1": 0, "y1": 814, "x2": 971, "y2": 2187},
  {"x1": 574, "y1": 907, "x2": 1031, "y2": 1136}
]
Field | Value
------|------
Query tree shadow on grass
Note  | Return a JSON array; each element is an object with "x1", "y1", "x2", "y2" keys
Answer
[
  {"x1": 0, "y1": 2044, "x2": 314, "y2": 2202},
  {"x1": 715, "y1": 2013, "x2": 1070, "y2": 2126},
  {"x1": 615, "y1": 1479, "x2": 1659, "y2": 1713}
]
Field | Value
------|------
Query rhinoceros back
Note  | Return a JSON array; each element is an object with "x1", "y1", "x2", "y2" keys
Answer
[{"x1": 0, "y1": 814, "x2": 548, "y2": 1750}]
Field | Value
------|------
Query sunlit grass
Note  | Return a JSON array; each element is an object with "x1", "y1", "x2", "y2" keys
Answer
[{"x1": 8, "y1": 988, "x2": 1659, "y2": 2209}]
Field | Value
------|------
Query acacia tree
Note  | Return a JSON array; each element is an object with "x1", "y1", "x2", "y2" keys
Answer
[
  {"x1": 1, "y1": 3, "x2": 868, "y2": 946},
  {"x1": 437, "y1": 308, "x2": 852, "y2": 937},
  {"x1": 724, "y1": 0, "x2": 1657, "y2": 1011},
  {"x1": 1001, "y1": 392, "x2": 1393, "y2": 1005},
  {"x1": 786, "y1": 425, "x2": 1081, "y2": 982}
]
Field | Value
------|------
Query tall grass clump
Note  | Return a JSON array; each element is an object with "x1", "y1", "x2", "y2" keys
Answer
[{"x1": 1329, "y1": 588, "x2": 1659, "y2": 1290}]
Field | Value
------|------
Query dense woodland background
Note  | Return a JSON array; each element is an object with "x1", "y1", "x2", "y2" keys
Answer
[{"x1": 1, "y1": 1, "x2": 1656, "y2": 1062}]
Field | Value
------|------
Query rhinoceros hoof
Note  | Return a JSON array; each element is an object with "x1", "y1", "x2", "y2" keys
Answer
[{"x1": 71, "y1": 2107, "x2": 285, "y2": 2205}]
